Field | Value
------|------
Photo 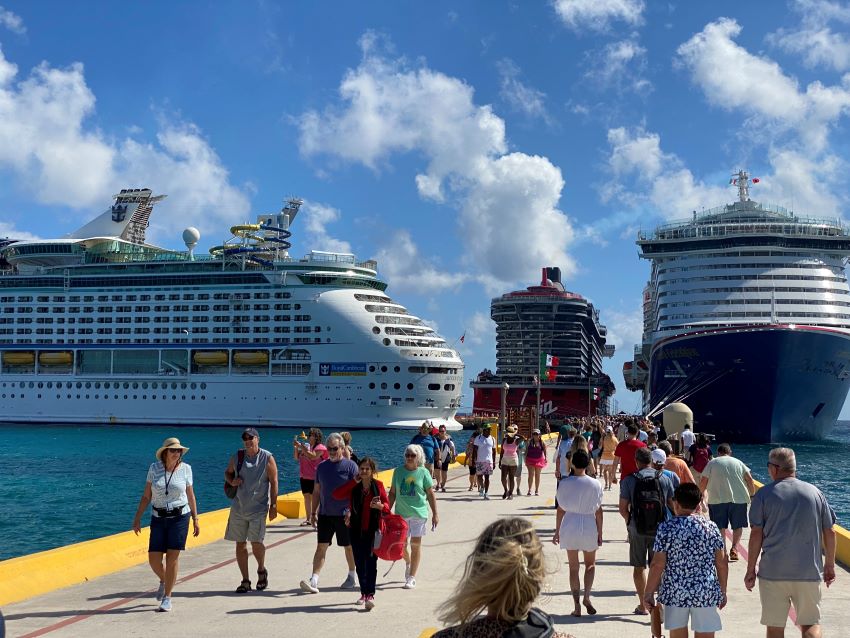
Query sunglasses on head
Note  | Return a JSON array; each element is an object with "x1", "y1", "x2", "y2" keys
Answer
[{"x1": 327, "y1": 446, "x2": 340, "y2": 452}]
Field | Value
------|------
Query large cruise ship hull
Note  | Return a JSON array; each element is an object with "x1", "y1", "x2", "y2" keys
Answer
[{"x1": 647, "y1": 325, "x2": 850, "y2": 442}]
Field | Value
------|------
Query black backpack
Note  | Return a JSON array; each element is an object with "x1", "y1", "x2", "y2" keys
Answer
[
  {"x1": 631, "y1": 470, "x2": 665, "y2": 535},
  {"x1": 502, "y1": 608, "x2": 555, "y2": 638}
]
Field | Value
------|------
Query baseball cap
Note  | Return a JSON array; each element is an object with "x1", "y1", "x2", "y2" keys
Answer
[
  {"x1": 605, "y1": 426, "x2": 613, "y2": 433},
  {"x1": 650, "y1": 449, "x2": 667, "y2": 465},
  {"x1": 242, "y1": 427, "x2": 259, "y2": 438}
]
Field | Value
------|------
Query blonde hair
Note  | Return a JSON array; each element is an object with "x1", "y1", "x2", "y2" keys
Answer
[
  {"x1": 570, "y1": 435, "x2": 589, "y2": 455},
  {"x1": 341, "y1": 431, "x2": 352, "y2": 445},
  {"x1": 437, "y1": 518, "x2": 545, "y2": 627}
]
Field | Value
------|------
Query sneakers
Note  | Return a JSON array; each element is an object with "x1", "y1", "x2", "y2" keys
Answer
[
  {"x1": 483, "y1": 493, "x2": 489, "y2": 500},
  {"x1": 155, "y1": 581, "x2": 165, "y2": 601},
  {"x1": 364, "y1": 595, "x2": 375, "y2": 611},
  {"x1": 300, "y1": 579, "x2": 320, "y2": 594},
  {"x1": 729, "y1": 548, "x2": 740, "y2": 562},
  {"x1": 157, "y1": 596, "x2": 172, "y2": 612},
  {"x1": 340, "y1": 574, "x2": 357, "y2": 589},
  {"x1": 355, "y1": 594, "x2": 366, "y2": 606},
  {"x1": 403, "y1": 576, "x2": 416, "y2": 589}
]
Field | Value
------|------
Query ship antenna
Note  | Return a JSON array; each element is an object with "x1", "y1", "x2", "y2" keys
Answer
[{"x1": 733, "y1": 169, "x2": 749, "y2": 202}]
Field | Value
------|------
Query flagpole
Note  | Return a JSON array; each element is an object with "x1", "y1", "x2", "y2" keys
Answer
[{"x1": 536, "y1": 333, "x2": 541, "y2": 431}]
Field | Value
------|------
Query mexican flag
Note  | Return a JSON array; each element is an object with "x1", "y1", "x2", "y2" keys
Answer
[{"x1": 539, "y1": 353, "x2": 559, "y2": 381}]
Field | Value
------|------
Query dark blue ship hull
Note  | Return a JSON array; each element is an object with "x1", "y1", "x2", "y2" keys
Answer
[{"x1": 647, "y1": 325, "x2": 850, "y2": 443}]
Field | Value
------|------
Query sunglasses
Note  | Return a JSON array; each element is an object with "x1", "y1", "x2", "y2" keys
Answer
[
  {"x1": 167, "y1": 448, "x2": 182, "y2": 454},
  {"x1": 404, "y1": 453, "x2": 417, "y2": 458},
  {"x1": 767, "y1": 462, "x2": 780, "y2": 468},
  {"x1": 327, "y1": 446, "x2": 340, "y2": 452},
  {"x1": 242, "y1": 435, "x2": 255, "y2": 441}
]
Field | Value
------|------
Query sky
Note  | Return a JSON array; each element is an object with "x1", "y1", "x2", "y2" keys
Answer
[{"x1": 2, "y1": 1, "x2": 850, "y2": 416}]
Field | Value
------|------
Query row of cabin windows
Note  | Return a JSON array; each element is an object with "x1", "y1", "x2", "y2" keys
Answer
[
  {"x1": 8, "y1": 303, "x2": 301, "y2": 313},
  {"x1": 0, "y1": 337, "x2": 319, "y2": 345},
  {"x1": 2, "y1": 292, "x2": 292, "y2": 304}
]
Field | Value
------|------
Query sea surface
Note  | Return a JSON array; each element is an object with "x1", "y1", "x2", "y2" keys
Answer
[{"x1": 1, "y1": 421, "x2": 849, "y2": 560}]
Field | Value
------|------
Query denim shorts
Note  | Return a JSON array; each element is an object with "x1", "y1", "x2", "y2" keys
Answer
[
  {"x1": 149, "y1": 512, "x2": 190, "y2": 553},
  {"x1": 664, "y1": 606, "x2": 722, "y2": 632}
]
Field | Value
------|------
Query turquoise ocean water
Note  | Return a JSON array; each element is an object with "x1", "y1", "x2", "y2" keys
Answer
[{"x1": 1, "y1": 421, "x2": 848, "y2": 560}]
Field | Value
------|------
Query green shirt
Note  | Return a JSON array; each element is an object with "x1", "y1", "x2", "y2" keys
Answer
[
  {"x1": 391, "y1": 466, "x2": 434, "y2": 519},
  {"x1": 703, "y1": 455, "x2": 751, "y2": 505}
]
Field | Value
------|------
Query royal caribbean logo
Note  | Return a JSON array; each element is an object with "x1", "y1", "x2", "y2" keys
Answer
[{"x1": 319, "y1": 362, "x2": 367, "y2": 376}]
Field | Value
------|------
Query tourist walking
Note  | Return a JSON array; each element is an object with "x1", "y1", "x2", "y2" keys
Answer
[
  {"x1": 388, "y1": 444, "x2": 439, "y2": 589},
  {"x1": 332, "y1": 457, "x2": 390, "y2": 611},
  {"x1": 680, "y1": 424, "x2": 695, "y2": 460},
  {"x1": 435, "y1": 425, "x2": 456, "y2": 492},
  {"x1": 619, "y1": 446, "x2": 675, "y2": 637},
  {"x1": 657, "y1": 440, "x2": 695, "y2": 485},
  {"x1": 340, "y1": 431, "x2": 359, "y2": 464},
  {"x1": 132, "y1": 437, "x2": 200, "y2": 612},
  {"x1": 293, "y1": 427, "x2": 328, "y2": 528},
  {"x1": 570, "y1": 434, "x2": 596, "y2": 477},
  {"x1": 553, "y1": 450, "x2": 603, "y2": 617},
  {"x1": 699, "y1": 443, "x2": 755, "y2": 560},
  {"x1": 410, "y1": 422, "x2": 439, "y2": 476},
  {"x1": 464, "y1": 427, "x2": 480, "y2": 491},
  {"x1": 644, "y1": 482, "x2": 728, "y2": 638},
  {"x1": 515, "y1": 431, "x2": 527, "y2": 496},
  {"x1": 224, "y1": 427, "x2": 279, "y2": 593},
  {"x1": 688, "y1": 433, "x2": 713, "y2": 483},
  {"x1": 299, "y1": 433, "x2": 359, "y2": 594},
  {"x1": 499, "y1": 425, "x2": 521, "y2": 499},
  {"x1": 613, "y1": 422, "x2": 647, "y2": 481},
  {"x1": 434, "y1": 517, "x2": 574, "y2": 638},
  {"x1": 600, "y1": 426, "x2": 619, "y2": 489},
  {"x1": 525, "y1": 428, "x2": 547, "y2": 495},
  {"x1": 744, "y1": 447, "x2": 837, "y2": 638},
  {"x1": 472, "y1": 424, "x2": 497, "y2": 499}
]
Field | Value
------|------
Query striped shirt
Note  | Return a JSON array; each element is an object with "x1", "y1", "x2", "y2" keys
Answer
[{"x1": 146, "y1": 462, "x2": 193, "y2": 515}]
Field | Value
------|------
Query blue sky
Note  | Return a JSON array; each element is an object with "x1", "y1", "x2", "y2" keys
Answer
[{"x1": 2, "y1": 1, "x2": 850, "y2": 416}]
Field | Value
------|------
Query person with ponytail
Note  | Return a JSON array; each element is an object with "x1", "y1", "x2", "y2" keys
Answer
[{"x1": 433, "y1": 517, "x2": 574, "y2": 638}]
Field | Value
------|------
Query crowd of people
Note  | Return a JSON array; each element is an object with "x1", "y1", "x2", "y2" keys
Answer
[{"x1": 130, "y1": 416, "x2": 838, "y2": 638}]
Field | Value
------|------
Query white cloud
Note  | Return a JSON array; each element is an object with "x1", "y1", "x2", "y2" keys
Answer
[
  {"x1": 0, "y1": 221, "x2": 39, "y2": 241},
  {"x1": 298, "y1": 200, "x2": 352, "y2": 254},
  {"x1": 0, "y1": 46, "x2": 251, "y2": 242},
  {"x1": 587, "y1": 38, "x2": 651, "y2": 94},
  {"x1": 767, "y1": 0, "x2": 850, "y2": 72},
  {"x1": 497, "y1": 58, "x2": 552, "y2": 123},
  {"x1": 0, "y1": 5, "x2": 25, "y2": 34},
  {"x1": 298, "y1": 34, "x2": 576, "y2": 288},
  {"x1": 676, "y1": 18, "x2": 850, "y2": 153},
  {"x1": 552, "y1": 0, "x2": 644, "y2": 32},
  {"x1": 603, "y1": 308, "x2": 643, "y2": 353},
  {"x1": 465, "y1": 311, "x2": 495, "y2": 346},
  {"x1": 374, "y1": 230, "x2": 468, "y2": 294}
]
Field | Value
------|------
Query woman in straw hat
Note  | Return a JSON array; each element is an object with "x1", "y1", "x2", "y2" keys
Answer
[{"x1": 132, "y1": 437, "x2": 200, "y2": 612}]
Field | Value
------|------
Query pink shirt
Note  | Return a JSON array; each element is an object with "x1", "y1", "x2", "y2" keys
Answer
[{"x1": 299, "y1": 443, "x2": 328, "y2": 480}]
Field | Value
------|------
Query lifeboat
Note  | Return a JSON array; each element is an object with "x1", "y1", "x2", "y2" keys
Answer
[
  {"x1": 233, "y1": 351, "x2": 269, "y2": 366},
  {"x1": 3, "y1": 352, "x2": 35, "y2": 365},
  {"x1": 193, "y1": 351, "x2": 228, "y2": 366},
  {"x1": 39, "y1": 352, "x2": 73, "y2": 366}
]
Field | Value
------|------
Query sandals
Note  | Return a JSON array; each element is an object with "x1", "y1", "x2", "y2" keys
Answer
[
  {"x1": 633, "y1": 605, "x2": 648, "y2": 615},
  {"x1": 299, "y1": 521, "x2": 312, "y2": 527},
  {"x1": 235, "y1": 579, "x2": 252, "y2": 593},
  {"x1": 256, "y1": 568, "x2": 269, "y2": 591}
]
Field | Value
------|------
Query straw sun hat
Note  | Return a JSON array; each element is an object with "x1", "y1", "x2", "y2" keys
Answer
[{"x1": 155, "y1": 437, "x2": 189, "y2": 461}]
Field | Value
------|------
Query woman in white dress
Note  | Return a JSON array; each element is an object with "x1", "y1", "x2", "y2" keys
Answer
[{"x1": 552, "y1": 449, "x2": 603, "y2": 617}]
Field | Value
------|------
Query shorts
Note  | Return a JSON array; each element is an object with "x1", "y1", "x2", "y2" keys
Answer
[
  {"x1": 405, "y1": 517, "x2": 428, "y2": 538},
  {"x1": 149, "y1": 512, "x2": 190, "y2": 552},
  {"x1": 600, "y1": 458, "x2": 614, "y2": 466},
  {"x1": 468, "y1": 464, "x2": 477, "y2": 476},
  {"x1": 300, "y1": 478, "x2": 315, "y2": 494},
  {"x1": 758, "y1": 579, "x2": 822, "y2": 627},
  {"x1": 438, "y1": 459, "x2": 451, "y2": 471},
  {"x1": 316, "y1": 514, "x2": 351, "y2": 547},
  {"x1": 476, "y1": 460, "x2": 494, "y2": 476},
  {"x1": 664, "y1": 606, "x2": 722, "y2": 632},
  {"x1": 224, "y1": 510, "x2": 268, "y2": 543},
  {"x1": 627, "y1": 529, "x2": 655, "y2": 568},
  {"x1": 708, "y1": 502, "x2": 748, "y2": 530}
]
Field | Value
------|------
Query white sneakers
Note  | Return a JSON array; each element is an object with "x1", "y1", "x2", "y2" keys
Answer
[
  {"x1": 403, "y1": 576, "x2": 416, "y2": 589},
  {"x1": 364, "y1": 595, "x2": 375, "y2": 611},
  {"x1": 340, "y1": 574, "x2": 357, "y2": 589},
  {"x1": 299, "y1": 578, "x2": 320, "y2": 594},
  {"x1": 157, "y1": 596, "x2": 172, "y2": 612}
]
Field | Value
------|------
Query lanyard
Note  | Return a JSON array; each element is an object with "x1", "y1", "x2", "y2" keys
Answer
[{"x1": 164, "y1": 462, "x2": 179, "y2": 496}]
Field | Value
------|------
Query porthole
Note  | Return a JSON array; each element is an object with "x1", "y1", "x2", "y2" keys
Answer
[
  {"x1": 444, "y1": 384, "x2": 455, "y2": 391},
  {"x1": 201, "y1": 383, "x2": 207, "y2": 390},
  {"x1": 372, "y1": 327, "x2": 380, "y2": 334},
  {"x1": 394, "y1": 366, "x2": 400, "y2": 372},
  {"x1": 369, "y1": 383, "x2": 375, "y2": 389},
  {"x1": 407, "y1": 383, "x2": 414, "y2": 390},
  {"x1": 382, "y1": 338, "x2": 390, "y2": 346},
  {"x1": 428, "y1": 383, "x2": 440, "y2": 390},
  {"x1": 191, "y1": 383, "x2": 197, "y2": 390},
  {"x1": 142, "y1": 382, "x2": 148, "y2": 389},
  {"x1": 380, "y1": 383, "x2": 387, "y2": 390},
  {"x1": 369, "y1": 365, "x2": 376, "y2": 372},
  {"x1": 85, "y1": 382, "x2": 91, "y2": 389},
  {"x1": 76, "y1": 382, "x2": 82, "y2": 389},
  {"x1": 94, "y1": 382, "x2": 100, "y2": 389},
  {"x1": 123, "y1": 382, "x2": 129, "y2": 389},
  {"x1": 28, "y1": 382, "x2": 34, "y2": 388},
  {"x1": 132, "y1": 382, "x2": 139, "y2": 389},
  {"x1": 394, "y1": 383, "x2": 400, "y2": 390},
  {"x1": 380, "y1": 366, "x2": 387, "y2": 372},
  {"x1": 47, "y1": 382, "x2": 53, "y2": 389},
  {"x1": 171, "y1": 383, "x2": 177, "y2": 390}
]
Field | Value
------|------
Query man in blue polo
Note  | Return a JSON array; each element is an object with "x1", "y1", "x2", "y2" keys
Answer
[{"x1": 410, "y1": 421, "x2": 439, "y2": 477}]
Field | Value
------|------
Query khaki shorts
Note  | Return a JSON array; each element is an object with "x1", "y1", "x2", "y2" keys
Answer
[
  {"x1": 224, "y1": 510, "x2": 267, "y2": 543},
  {"x1": 759, "y1": 579, "x2": 822, "y2": 627}
]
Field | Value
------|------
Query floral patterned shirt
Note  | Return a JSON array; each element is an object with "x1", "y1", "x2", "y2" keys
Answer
[{"x1": 652, "y1": 514, "x2": 724, "y2": 607}]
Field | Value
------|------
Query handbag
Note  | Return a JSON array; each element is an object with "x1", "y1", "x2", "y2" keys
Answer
[{"x1": 223, "y1": 450, "x2": 245, "y2": 499}]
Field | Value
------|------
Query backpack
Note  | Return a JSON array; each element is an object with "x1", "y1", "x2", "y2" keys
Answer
[
  {"x1": 502, "y1": 608, "x2": 556, "y2": 638},
  {"x1": 373, "y1": 513, "x2": 409, "y2": 562},
  {"x1": 631, "y1": 470, "x2": 665, "y2": 535},
  {"x1": 691, "y1": 446, "x2": 711, "y2": 472}
]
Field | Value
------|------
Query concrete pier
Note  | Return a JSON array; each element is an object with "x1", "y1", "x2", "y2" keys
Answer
[{"x1": 4, "y1": 463, "x2": 849, "y2": 638}]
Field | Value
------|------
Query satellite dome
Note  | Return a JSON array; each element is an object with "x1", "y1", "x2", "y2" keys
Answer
[{"x1": 182, "y1": 227, "x2": 200, "y2": 249}]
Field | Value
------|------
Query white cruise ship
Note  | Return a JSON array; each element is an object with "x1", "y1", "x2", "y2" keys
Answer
[{"x1": 0, "y1": 189, "x2": 464, "y2": 430}]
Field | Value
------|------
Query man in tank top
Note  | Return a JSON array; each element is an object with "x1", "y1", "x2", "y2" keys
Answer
[{"x1": 224, "y1": 427, "x2": 279, "y2": 593}]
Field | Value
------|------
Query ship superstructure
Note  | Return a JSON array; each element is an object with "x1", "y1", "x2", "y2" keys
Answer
[
  {"x1": 0, "y1": 189, "x2": 464, "y2": 430},
  {"x1": 625, "y1": 171, "x2": 850, "y2": 441},
  {"x1": 472, "y1": 267, "x2": 615, "y2": 419}
]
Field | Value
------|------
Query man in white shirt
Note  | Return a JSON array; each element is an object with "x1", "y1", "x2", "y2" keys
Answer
[
  {"x1": 472, "y1": 425, "x2": 497, "y2": 500},
  {"x1": 680, "y1": 424, "x2": 695, "y2": 461}
]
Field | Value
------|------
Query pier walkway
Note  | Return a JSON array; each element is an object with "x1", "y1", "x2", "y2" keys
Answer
[{"x1": 4, "y1": 464, "x2": 849, "y2": 638}]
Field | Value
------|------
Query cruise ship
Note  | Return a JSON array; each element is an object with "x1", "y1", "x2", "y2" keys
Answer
[
  {"x1": 0, "y1": 189, "x2": 464, "y2": 430},
  {"x1": 625, "y1": 171, "x2": 850, "y2": 442},
  {"x1": 471, "y1": 267, "x2": 615, "y2": 419}
]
